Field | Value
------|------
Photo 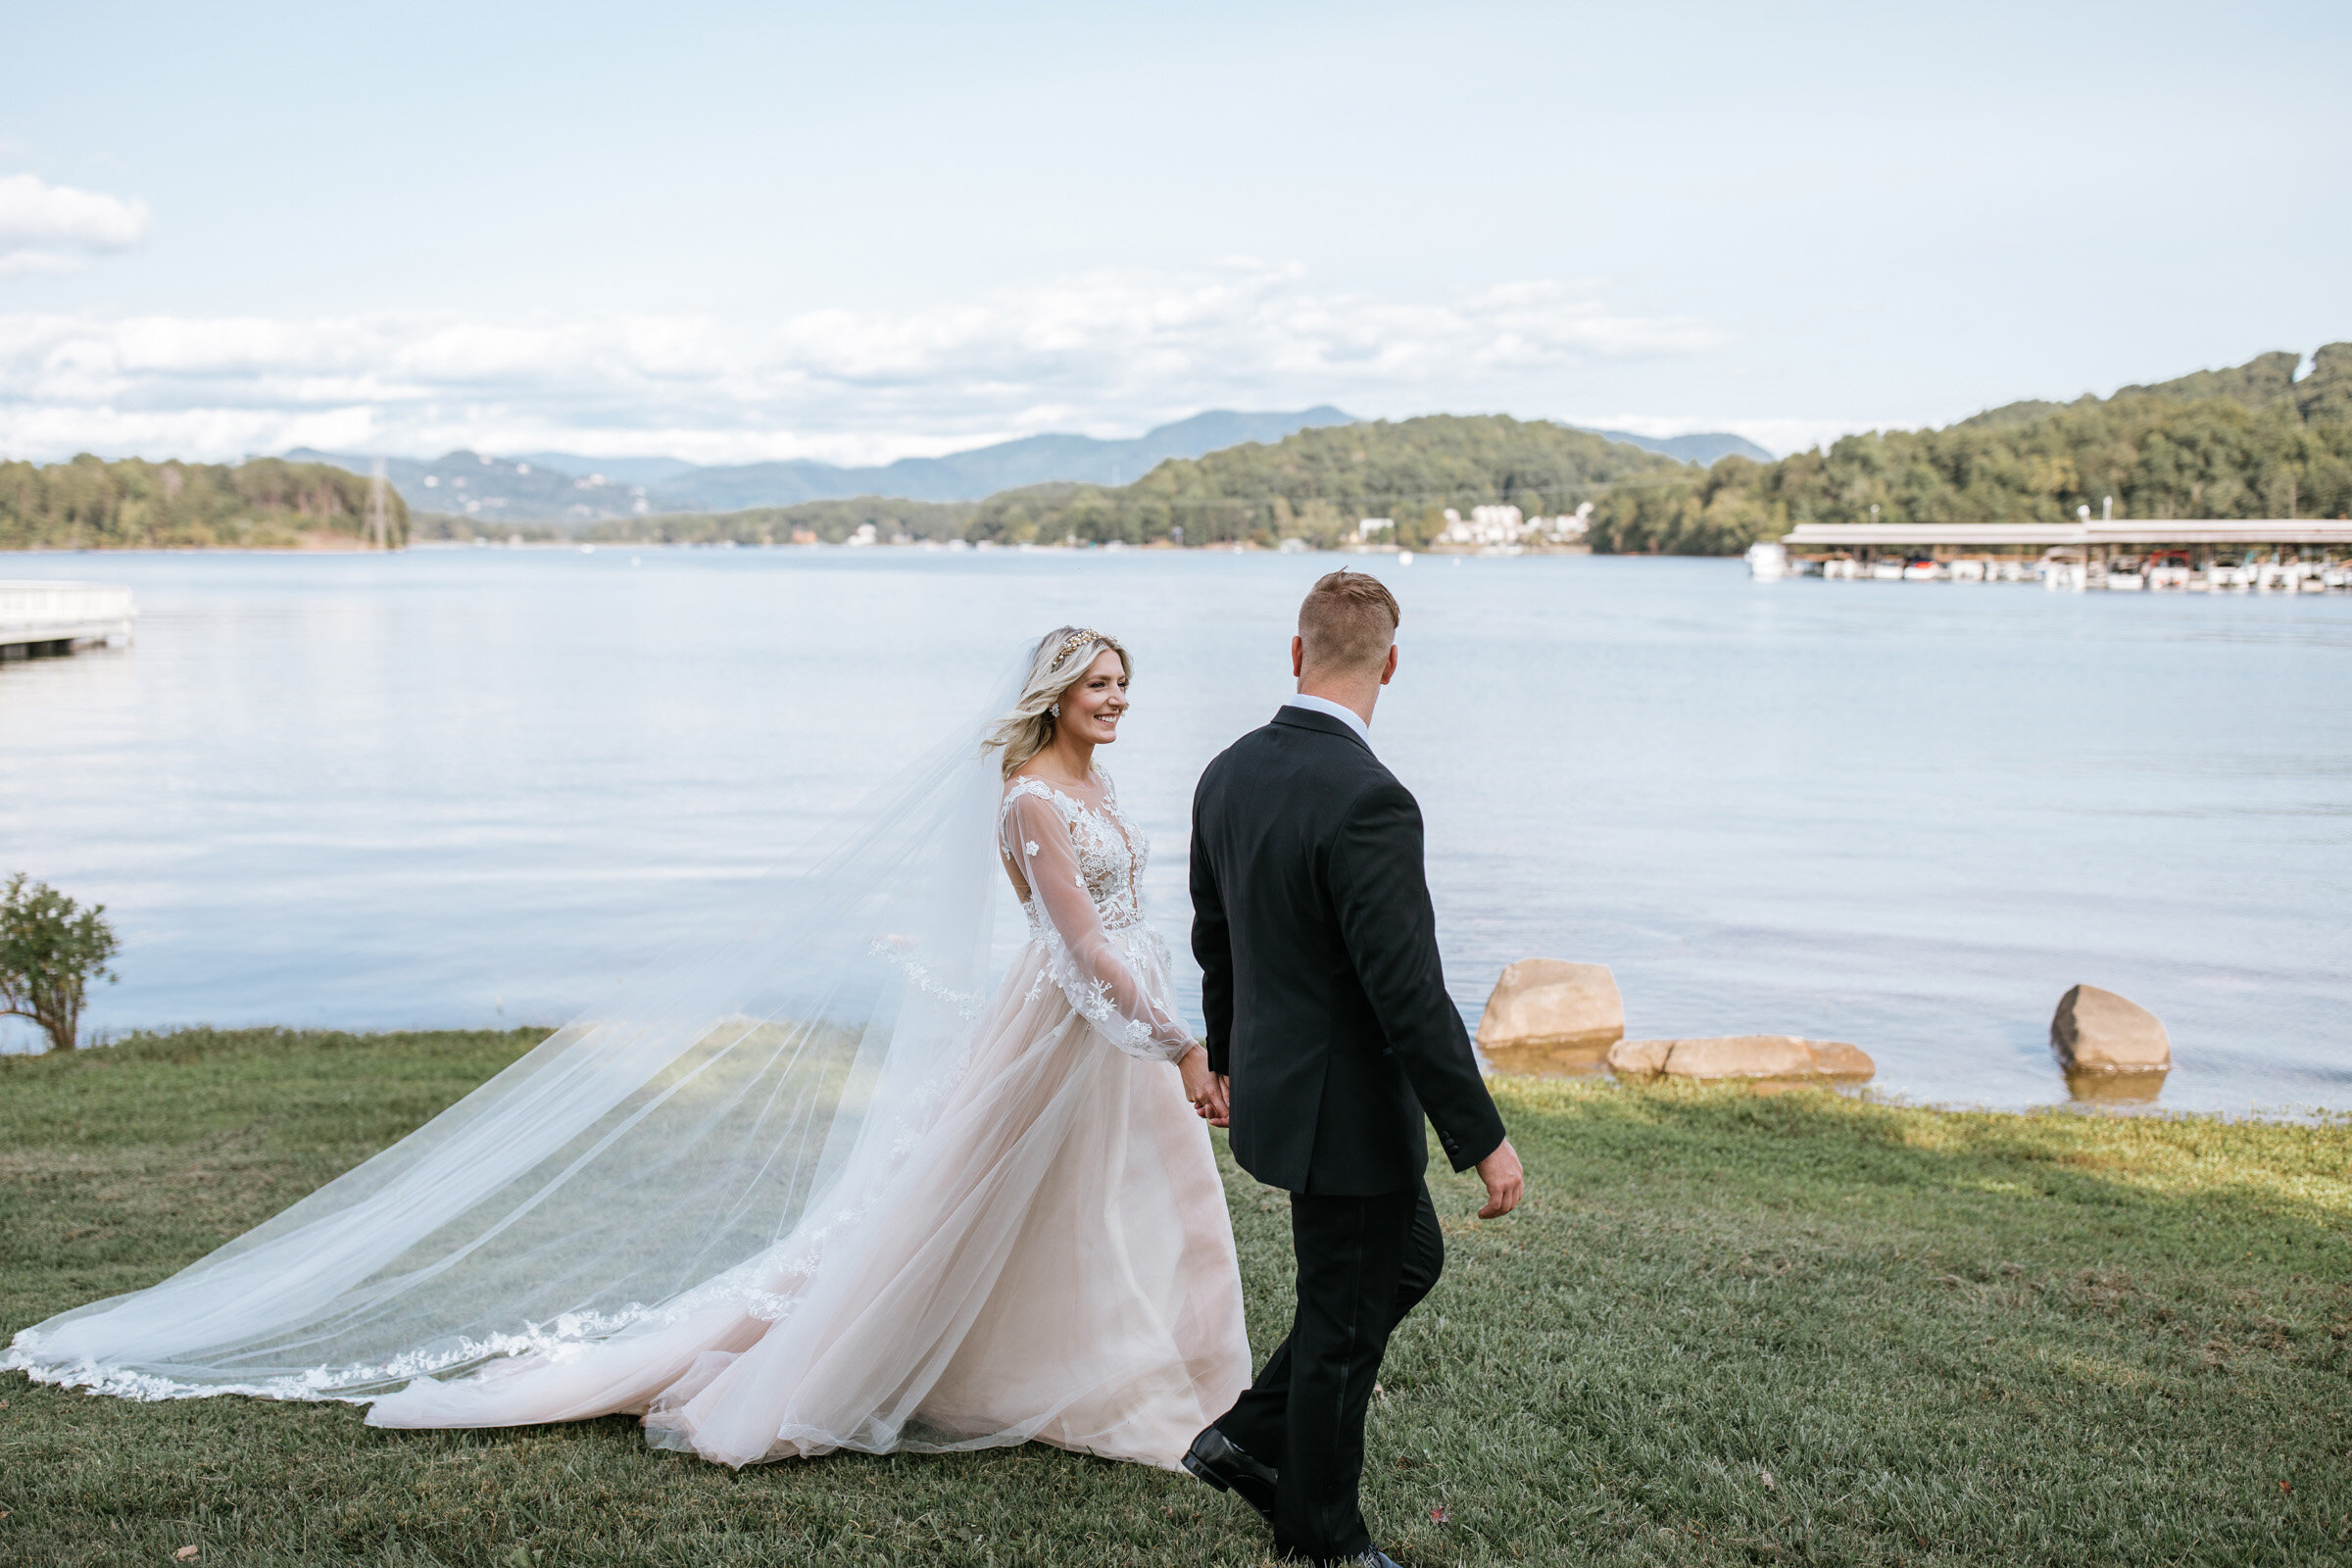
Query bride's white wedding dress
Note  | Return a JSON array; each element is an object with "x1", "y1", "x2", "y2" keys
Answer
[
  {"x1": 367, "y1": 770, "x2": 1249, "y2": 1467},
  {"x1": 6, "y1": 689, "x2": 1250, "y2": 1473}
]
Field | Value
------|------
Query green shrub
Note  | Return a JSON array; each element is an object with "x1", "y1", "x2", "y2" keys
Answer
[{"x1": 0, "y1": 873, "x2": 119, "y2": 1053}]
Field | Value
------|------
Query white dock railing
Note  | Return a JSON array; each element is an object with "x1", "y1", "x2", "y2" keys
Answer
[
  {"x1": 1781, "y1": 520, "x2": 2352, "y2": 548},
  {"x1": 0, "y1": 581, "x2": 138, "y2": 652}
]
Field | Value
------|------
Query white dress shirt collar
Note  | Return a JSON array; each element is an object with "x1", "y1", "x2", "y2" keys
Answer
[{"x1": 1282, "y1": 692, "x2": 1374, "y2": 750}]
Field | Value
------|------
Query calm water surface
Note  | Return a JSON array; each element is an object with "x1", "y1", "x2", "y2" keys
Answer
[{"x1": 3, "y1": 547, "x2": 2347, "y2": 1115}]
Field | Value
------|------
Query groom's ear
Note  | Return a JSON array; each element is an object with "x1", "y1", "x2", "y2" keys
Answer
[
  {"x1": 1291, "y1": 635, "x2": 1305, "y2": 678},
  {"x1": 1379, "y1": 643, "x2": 1398, "y2": 686}
]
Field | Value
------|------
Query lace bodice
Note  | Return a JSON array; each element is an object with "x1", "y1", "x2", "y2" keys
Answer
[
  {"x1": 1002, "y1": 775, "x2": 1147, "y2": 932},
  {"x1": 1000, "y1": 772, "x2": 1192, "y2": 1063}
]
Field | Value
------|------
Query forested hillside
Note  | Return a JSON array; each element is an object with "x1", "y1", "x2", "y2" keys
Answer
[
  {"x1": 963, "y1": 415, "x2": 1691, "y2": 549},
  {"x1": 1587, "y1": 343, "x2": 2352, "y2": 555},
  {"x1": 0, "y1": 455, "x2": 408, "y2": 550}
]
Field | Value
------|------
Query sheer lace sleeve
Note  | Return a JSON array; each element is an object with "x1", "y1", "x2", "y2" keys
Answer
[{"x1": 1001, "y1": 787, "x2": 1195, "y2": 1064}]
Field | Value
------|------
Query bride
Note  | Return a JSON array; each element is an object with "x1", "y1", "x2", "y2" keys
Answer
[{"x1": 7, "y1": 627, "x2": 1252, "y2": 1471}]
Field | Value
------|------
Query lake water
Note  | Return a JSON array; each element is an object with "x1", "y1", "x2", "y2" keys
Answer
[{"x1": 3, "y1": 546, "x2": 2347, "y2": 1116}]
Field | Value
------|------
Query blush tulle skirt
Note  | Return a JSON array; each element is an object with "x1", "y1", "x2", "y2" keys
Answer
[{"x1": 366, "y1": 936, "x2": 1251, "y2": 1470}]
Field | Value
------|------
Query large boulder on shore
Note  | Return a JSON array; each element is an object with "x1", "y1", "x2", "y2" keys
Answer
[
  {"x1": 2050, "y1": 984, "x2": 2169, "y2": 1073},
  {"x1": 1475, "y1": 960, "x2": 1624, "y2": 1054},
  {"x1": 1606, "y1": 1035, "x2": 1875, "y2": 1080}
]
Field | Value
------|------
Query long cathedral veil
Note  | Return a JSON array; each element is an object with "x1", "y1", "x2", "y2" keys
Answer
[{"x1": 6, "y1": 652, "x2": 1039, "y2": 1401}]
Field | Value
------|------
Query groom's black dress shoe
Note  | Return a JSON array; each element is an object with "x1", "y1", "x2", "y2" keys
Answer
[{"x1": 1181, "y1": 1425, "x2": 1278, "y2": 1525}]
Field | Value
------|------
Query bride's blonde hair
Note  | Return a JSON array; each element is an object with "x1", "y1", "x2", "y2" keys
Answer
[{"x1": 985, "y1": 626, "x2": 1131, "y2": 778}]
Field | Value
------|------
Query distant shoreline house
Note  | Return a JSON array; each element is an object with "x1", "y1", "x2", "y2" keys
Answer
[{"x1": 1437, "y1": 503, "x2": 1592, "y2": 548}]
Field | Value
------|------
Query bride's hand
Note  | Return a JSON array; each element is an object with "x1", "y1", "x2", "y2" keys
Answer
[
  {"x1": 1177, "y1": 1046, "x2": 1222, "y2": 1121},
  {"x1": 1178, "y1": 1045, "x2": 1211, "y2": 1102},
  {"x1": 1178, "y1": 1047, "x2": 1231, "y2": 1127}
]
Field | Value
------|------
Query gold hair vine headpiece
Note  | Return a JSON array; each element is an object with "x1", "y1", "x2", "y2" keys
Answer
[{"x1": 1053, "y1": 629, "x2": 1113, "y2": 665}]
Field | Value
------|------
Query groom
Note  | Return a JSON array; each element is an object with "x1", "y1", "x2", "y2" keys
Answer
[{"x1": 1184, "y1": 569, "x2": 1523, "y2": 1568}]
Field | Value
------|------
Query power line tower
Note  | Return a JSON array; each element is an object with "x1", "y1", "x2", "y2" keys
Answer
[{"x1": 368, "y1": 457, "x2": 392, "y2": 551}]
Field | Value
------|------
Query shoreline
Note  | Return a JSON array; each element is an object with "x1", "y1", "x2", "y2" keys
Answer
[
  {"x1": 2, "y1": 539, "x2": 1582, "y2": 558},
  {"x1": 8, "y1": 1024, "x2": 2347, "y2": 1127}
]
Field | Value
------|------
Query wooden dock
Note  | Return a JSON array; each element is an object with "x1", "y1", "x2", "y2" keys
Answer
[{"x1": 0, "y1": 581, "x2": 137, "y2": 662}]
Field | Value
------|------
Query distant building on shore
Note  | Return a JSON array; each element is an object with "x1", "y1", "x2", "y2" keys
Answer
[
  {"x1": 1438, "y1": 502, "x2": 1592, "y2": 548},
  {"x1": 1442, "y1": 506, "x2": 1522, "y2": 546}
]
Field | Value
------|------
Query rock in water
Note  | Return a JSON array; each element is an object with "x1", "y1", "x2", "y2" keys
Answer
[
  {"x1": 1476, "y1": 960, "x2": 1624, "y2": 1054},
  {"x1": 2050, "y1": 985, "x2": 2170, "y2": 1073},
  {"x1": 1802, "y1": 1040, "x2": 1877, "y2": 1077},
  {"x1": 1605, "y1": 1035, "x2": 1875, "y2": 1080},
  {"x1": 1655, "y1": 1036, "x2": 1817, "y2": 1078}
]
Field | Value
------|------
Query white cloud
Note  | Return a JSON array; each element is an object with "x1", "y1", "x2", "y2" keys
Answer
[
  {"x1": 0, "y1": 173, "x2": 150, "y2": 277},
  {"x1": 0, "y1": 265, "x2": 1734, "y2": 464}
]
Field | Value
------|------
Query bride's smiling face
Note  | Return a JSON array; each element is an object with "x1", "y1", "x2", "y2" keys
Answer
[{"x1": 1058, "y1": 650, "x2": 1130, "y2": 746}]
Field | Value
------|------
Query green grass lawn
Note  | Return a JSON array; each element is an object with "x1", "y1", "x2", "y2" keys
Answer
[{"x1": 3, "y1": 1028, "x2": 2348, "y2": 1567}]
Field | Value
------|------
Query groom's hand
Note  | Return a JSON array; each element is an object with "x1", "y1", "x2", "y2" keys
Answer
[
  {"x1": 1474, "y1": 1138, "x2": 1524, "y2": 1219},
  {"x1": 1198, "y1": 1074, "x2": 1231, "y2": 1127}
]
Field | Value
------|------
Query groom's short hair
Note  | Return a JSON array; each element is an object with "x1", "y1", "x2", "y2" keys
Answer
[{"x1": 1298, "y1": 570, "x2": 1400, "y2": 676}]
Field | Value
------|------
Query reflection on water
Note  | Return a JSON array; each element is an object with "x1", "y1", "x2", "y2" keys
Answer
[
  {"x1": 2066, "y1": 1070, "x2": 2171, "y2": 1105},
  {"x1": 1, "y1": 547, "x2": 2347, "y2": 1116}
]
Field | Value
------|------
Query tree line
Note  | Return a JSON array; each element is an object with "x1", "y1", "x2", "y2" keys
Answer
[{"x1": 0, "y1": 455, "x2": 409, "y2": 551}]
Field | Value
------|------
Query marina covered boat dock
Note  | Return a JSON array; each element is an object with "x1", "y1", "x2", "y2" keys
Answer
[{"x1": 1770, "y1": 520, "x2": 2352, "y2": 590}]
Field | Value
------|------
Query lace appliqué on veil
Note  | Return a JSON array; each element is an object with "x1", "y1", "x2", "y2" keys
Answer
[
  {"x1": 867, "y1": 937, "x2": 986, "y2": 1020},
  {"x1": 4, "y1": 1304, "x2": 674, "y2": 1404},
  {"x1": 0, "y1": 1193, "x2": 888, "y2": 1404}
]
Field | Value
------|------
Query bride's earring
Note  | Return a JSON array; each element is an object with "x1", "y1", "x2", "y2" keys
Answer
[{"x1": 1050, "y1": 703, "x2": 1060, "y2": 717}]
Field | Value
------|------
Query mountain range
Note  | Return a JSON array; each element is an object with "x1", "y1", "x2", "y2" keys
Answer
[{"x1": 290, "y1": 411, "x2": 1770, "y2": 523}]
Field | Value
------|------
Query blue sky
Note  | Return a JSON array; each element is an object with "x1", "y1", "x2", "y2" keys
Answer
[{"x1": 2, "y1": 0, "x2": 2345, "y2": 464}]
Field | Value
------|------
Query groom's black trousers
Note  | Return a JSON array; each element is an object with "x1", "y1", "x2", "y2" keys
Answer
[{"x1": 1213, "y1": 1181, "x2": 1444, "y2": 1563}]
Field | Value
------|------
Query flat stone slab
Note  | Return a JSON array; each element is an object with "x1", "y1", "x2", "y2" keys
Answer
[
  {"x1": 1476, "y1": 959, "x2": 1624, "y2": 1054},
  {"x1": 1606, "y1": 1035, "x2": 1876, "y2": 1080},
  {"x1": 2051, "y1": 984, "x2": 2170, "y2": 1073}
]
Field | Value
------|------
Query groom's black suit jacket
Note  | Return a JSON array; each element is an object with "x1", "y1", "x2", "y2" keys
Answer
[{"x1": 1191, "y1": 706, "x2": 1507, "y2": 1196}]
